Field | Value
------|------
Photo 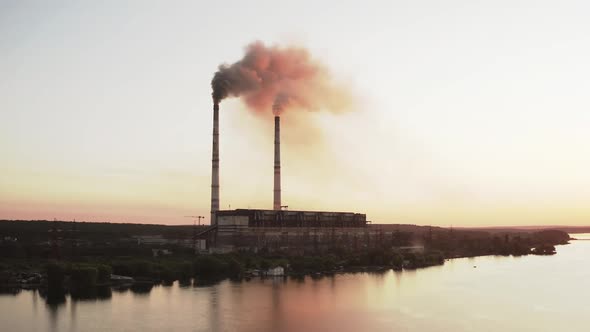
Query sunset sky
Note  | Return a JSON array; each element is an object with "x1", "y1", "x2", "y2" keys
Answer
[{"x1": 1, "y1": 1, "x2": 589, "y2": 226}]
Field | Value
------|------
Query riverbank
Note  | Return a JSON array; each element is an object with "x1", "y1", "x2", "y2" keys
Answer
[
  {"x1": 0, "y1": 242, "x2": 568, "y2": 293},
  {"x1": 0, "y1": 249, "x2": 445, "y2": 289}
]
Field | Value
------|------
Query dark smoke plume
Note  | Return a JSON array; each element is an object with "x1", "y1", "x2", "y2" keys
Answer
[{"x1": 211, "y1": 41, "x2": 354, "y2": 115}]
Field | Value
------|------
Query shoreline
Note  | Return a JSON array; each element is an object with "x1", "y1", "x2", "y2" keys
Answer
[{"x1": 0, "y1": 244, "x2": 566, "y2": 293}]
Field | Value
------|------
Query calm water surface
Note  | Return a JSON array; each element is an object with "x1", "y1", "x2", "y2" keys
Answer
[{"x1": 2, "y1": 233, "x2": 590, "y2": 332}]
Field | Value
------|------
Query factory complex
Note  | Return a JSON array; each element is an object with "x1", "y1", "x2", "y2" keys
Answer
[{"x1": 202, "y1": 102, "x2": 387, "y2": 253}]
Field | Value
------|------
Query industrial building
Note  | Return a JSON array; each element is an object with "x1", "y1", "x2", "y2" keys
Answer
[
  {"x1": 204, "y1": 102, "x2": 371, "y2": 252},
  {"x1": 212, "y1": 209, "x2": 372, "y2": 252},
  {"x1": 217, "y1": 209, "x2": 368, "y2": 229}
]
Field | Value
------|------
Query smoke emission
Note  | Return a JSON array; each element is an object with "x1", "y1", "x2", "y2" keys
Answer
[{"x1": 211, "y1": 41, "x2": 354, "y2": 115}]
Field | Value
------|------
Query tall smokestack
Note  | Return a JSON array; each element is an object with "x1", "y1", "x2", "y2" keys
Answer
[
  {"x1": 211, "y1": 103, "x2": 220, "y2": 224},
  {"x1": 273, "y1": 115, "x2": 281, "y2": 210}
]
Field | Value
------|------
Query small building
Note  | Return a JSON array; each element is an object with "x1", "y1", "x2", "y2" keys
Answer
[
  {"x1": 398, "y1": 245, "x2": 425, "y2": 253},
  {"x1": 152, "y1": 249, "x2": 172, "y2": 257},
  {"x1": 196, "y1": 239, "x2": 207, "y2": 252},
  {"x1": 266, "y1": 266, "x2": 285, "y2": 276},
  {"x1": 134, "y1": 235, "x2": 169, "y2": 245}
]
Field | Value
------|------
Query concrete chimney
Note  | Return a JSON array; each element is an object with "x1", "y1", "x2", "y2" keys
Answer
[
  {"x1": 211, "y1": 103, "x2": 220, "y2": 224},
  {"x1": 273, "y1": 115, "x2": 281, "y2": 210}
]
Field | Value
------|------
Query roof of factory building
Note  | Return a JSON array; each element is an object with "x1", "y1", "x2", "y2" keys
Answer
[
  {"x1": 216, "y1": 209, "x2": 365, "y2": 216},
  {"x1": 216, "y1": 209, "x2": 369, "y2": 227}
]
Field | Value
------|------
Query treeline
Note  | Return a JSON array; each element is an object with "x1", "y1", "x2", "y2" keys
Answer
[
  {"x1": 424, "y1": 229, "x2": 570, "y2": 257},
  {"x1": 47, "y1": 262, "x2": 112, "y2": 289},
  {"x1": 287, "y1": 249, "x2": 444, "y2": 273},
  {"x1": 38, "y1": 248, "x2": 445, "y2": 289},
  {"x1": 0, "y1": 219, "x2": 202, "y2": 243},
  {"x1": 0, "y1": 242, "x2": 166, "y2": 260}
]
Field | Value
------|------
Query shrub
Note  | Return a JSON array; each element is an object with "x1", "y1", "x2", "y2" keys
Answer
[
  {"x1": 259, "y1": 259, "x2": 271, "y2": 271},
  {"x1": 70, "y1": 265, "x2": 98, "y2": 287},
  {"x1": 289, "y1": 257, "x2": 305, "y2": 273},
  {"x1": 46, "y1": 262, "x2": 65, "y2": 290},
  {"x1": 391, "y1": 252, "x2": 404, "y2": 267},
  {"x1": 194, "y1": 255, "x2": 228, "y2": 279},
  {"x1": 228, "y1": 258, "x2": 244, "y2": 278},
  {"x1": 157, "y1": 265, "x2": 175, "y2": 281},
  {"x1": 177, "y1": 262, "x2": 193, "y2": 280},
  {"x1": 111, "y1": 260, "x2": 155, "y2": 278},
  {"x1": 96, "y1": 264, "x2": 112, "y2": 283}
]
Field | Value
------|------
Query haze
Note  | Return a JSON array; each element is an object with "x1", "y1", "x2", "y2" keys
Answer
[{"x1": 1, "y1": 1, "x2": 589, "y2": 226}]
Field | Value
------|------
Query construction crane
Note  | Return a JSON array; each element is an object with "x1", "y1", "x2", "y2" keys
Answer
[
  {"x1": 185, "y1": 216, "x2": 205, "y2": 226},
  {"x1": 185, "y1": 216, "x2": 205, "y2": 252}
]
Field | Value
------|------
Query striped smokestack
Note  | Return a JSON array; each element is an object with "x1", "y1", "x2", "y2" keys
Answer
[
  {"x1": 273, "y1": 115, "x2": 281, "y2": 210},
  {"x1": 211, "y1": 103, "x2": 220, "y2": 224}
]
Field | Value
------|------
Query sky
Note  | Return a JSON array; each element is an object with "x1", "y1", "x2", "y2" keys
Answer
[{"x1": 1, "y1": 0, "x2": 589, "y2": 226}]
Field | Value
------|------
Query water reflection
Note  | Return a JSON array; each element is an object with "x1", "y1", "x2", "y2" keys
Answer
[
  {"x1": 112, "y1": 284, "x2": 131, "y2": 293},
  {"x1": 70, "y1": 286, "x2": 112, "y2": 300},
  {"x1": 70, "y1": 295, "x2": 77, "y2": 332},
  {"x1": 130, "y1": 283, "x2": 153, "y2": 295},
  {"x1": 38, "y1": 285, "x2": 114, "y2": 304},
  {"x1": 0, "y1": 286, "x2": 21, "y2": 295},
  {"x1": 290, "y1": 275, "x2": 305, "y2": 283},
  {"x1": 178, "y1": 279, "x2": 191, "y2": 288},
  {"x1": 39, "y1": 288, "x2": 66, "y2": 306},
  {"x1": 38, "y1": 289, "x2": 66, "y2": 332},
  {"x1": 270, "y1": 277, "x2": 288, "y2": 331},
  {"x1": 194, "y1": 278, "x2": 224, "y2": 287},
  {"x1": 208, "y1": 285, "x2": 220, "y2": 331}
]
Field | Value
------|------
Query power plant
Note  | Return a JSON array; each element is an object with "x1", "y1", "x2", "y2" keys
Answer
[
  {"x1": 206, "y1": 41, "x2": 392, "y2": 251},
  {"x1": 200, "y1": 102, "x2": 390, "y2": 253}
]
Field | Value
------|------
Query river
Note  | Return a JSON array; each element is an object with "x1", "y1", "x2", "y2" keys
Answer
[{"x1": 2, "y1": 233, "x2": 589, "y2": 332}]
